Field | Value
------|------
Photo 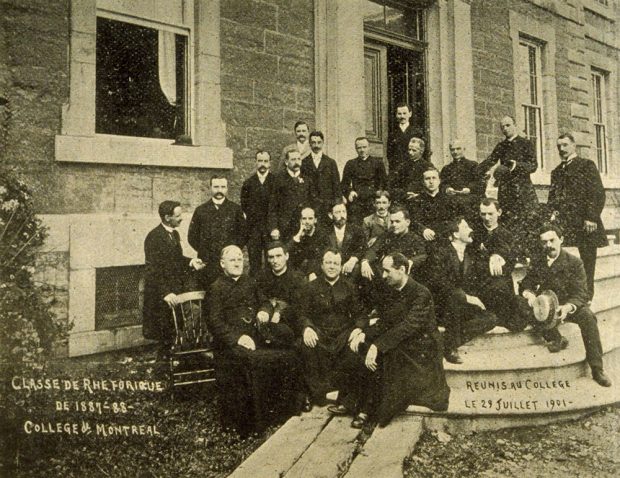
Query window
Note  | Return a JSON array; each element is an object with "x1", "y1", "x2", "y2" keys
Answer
[
  {"x1": 516, "y1": 38, "x2": 544, "y2": 167},
  {"x1": 362, "y1": 1, "x2": 425, "y2": 42},
  {"x1": 591, "y1": 69, "x2": 609, "y2": 174},
  {"x1": 96, "y1": 15, "x2": 189, "y2": 140},
  {"x1": 95, "y1": 265, "x2": 145, "y2": 330}
]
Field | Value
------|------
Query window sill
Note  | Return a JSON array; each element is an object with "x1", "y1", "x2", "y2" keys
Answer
[{"x1": 55, "y1": 134, "x2": 233, "y2": 169}]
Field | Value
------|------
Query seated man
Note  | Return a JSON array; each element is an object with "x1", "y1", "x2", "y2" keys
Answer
[
  {"x1": 287, "y1": 206, "x2": 328, "y2": 281},
  {"x1": 326, "y1": 200, "x2": 366, "y2": 280},
  {"x1": 143, "y1": 200, "x2": 204, "y2": 349},
  {"x1": 330, "y1": 253, "x2": 450, "y2": 429},
  {"x1": 255, "y1": 241, "x2": 307, "y2": 341},
  {"x1": 520, "y1": 223, "x2": 611, "y2": 387},
  {"x1": 472, "y1": 198, "x2": 532, "y2": 332},
  {"x1": 298, "y1": 248, "x2": 367, "y2": 406},
  {"x1": 362, "y1": 190, "x2": 392, "y2": 248},
  {"x1": 409, "y1": 166, "x2": 463, "y2": 246},
  {"x1": 208, "y1": 246, "x2": 304, "y2": 435},
  {"x1": 425, "y1": 217, "x2": 498, "y2": 364}
]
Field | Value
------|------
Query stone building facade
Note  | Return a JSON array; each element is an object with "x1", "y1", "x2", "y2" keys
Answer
[{"x1": 1, "y1": 0, "x2": 618, "y2": 356}]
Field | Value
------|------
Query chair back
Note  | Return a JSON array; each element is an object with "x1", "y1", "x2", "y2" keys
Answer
[{"x1": 170, "y1": 291, "x2": 209, "y2": 349}]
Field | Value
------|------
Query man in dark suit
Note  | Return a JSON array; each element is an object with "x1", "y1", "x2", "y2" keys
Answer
[
  {"x1": 520, "y1": 224, "x2": 611, "y2": 387},
  {"x1": 398, "y1": 137, "x2": 434, "y2": 203},
  {"x1": 302, "y1": 130, "x2": 341, "y2": 224},
  {"x1": 329, "y1": 252, "x2": 450, "y2": 429},
  {"x1": 425, "y1": 217, "x2": 498, "y2": 364},
  {"x1": 143, "y1": 201, "x2": 204, "y2": 344},
  {"x1": 409, "y1": 166, "x2": 463, "y2": 247},
  {"x1": 548, "y1": 133, "x2": 607, "y2": 300},
  {"x1": 268, "y1": 149, "x2": 313, "y2": 242},
  {"x1": 208, "y1": 245, "x2": 305, "y2": 434},
  {"x1": 362, "y1": 190, "x2": 392, "y2": 248},
  {"x1": 387, "y1": 103, "x2": 424, "y2": 191},
  {"x1": 326, "y1": 200, "x2": 366, "y2": 280},
  {"x1": 441, "y1": 139, "x2": 481, "y2": 220},
  {"x1": 473, "y1": 198, "x2": 532, "y2": 332},
  {"x1": 278, "y1": 120, "x2": 311, "y2": 171},
  {"x1": 287, "y1": 206, "x2": 328, "y2": 281},
  {"x1": 478, "y1": 116, "x2": 539, "y2": 227},
  {"x1": 298, "y1": 248, "x2": 367, "y2": 406},
  {"x1": 241, "y1": 150, "x2": 277, "y2": 276},
  {"x1": 341, "y1": 136, "x2": 387, "y2": 222},
  {"x1": 188, "y1": 176, "x2": 247, "y2": 288}
]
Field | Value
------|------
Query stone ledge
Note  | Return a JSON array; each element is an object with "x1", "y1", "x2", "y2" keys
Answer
[
  {"x1": 55, "y1": 134, "x2": 233, "y2": 169},
  {"x1": 68, "y1": 325, "x2": 153, "y2": 357}
]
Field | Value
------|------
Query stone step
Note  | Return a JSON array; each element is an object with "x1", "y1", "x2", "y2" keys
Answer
[
  {"x1": 285, "y1": 416, "x2": 363, "y2": 478},
  {"x1": 343, "y1": 416, "x2": 424, "y2": 478},
  {"x1": 228, "y1": 407, "x2": 331, "y2": 478},
  {"x1": 461, "y1": 306, "x2": 619, "y2": 351}
]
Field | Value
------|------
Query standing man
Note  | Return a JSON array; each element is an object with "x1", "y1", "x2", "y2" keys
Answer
[
  {"x1": 268, "y1": 149, "x2": 313, "y2": 242},
  {"x1": 387, "y1": 103, "x2": 422, "y2": 182},
  {"x1": 241, "y1": 150, "x2": 277, "y2": 276},
  {"x1": 425, "y1": 217, "x2": 498, "y2": 363},
  {"x1": 326, "y1": 200, "x2": 366, "y2": 279},
  {"x1": 143, "y1": 201, "x2": 204, "y2": 344},
  {"x1": 298, "y1": 248, "x2": 367, "y2": 406},
  {"x1": 478, "y1": 116, "x2": 539, "y2": 226},
  {"x1": 301, "y1": 130, "x2": 341, "y2": 223},
  {"x1": 341, "y1": 136, "x2": 387, "y2": 222},
  {"x1": 287, "y1": 206, "x2": 328, "y2": 281},
  {"x1": 521, "y1": 224, "x2": 611, "y2": 387},
  {"x1": 441, "y1": 139, "x2": 480, "y2": 218},
  {"x1": 188, "y1": 176, "x2": 246, "y2": 287},
  {"x1": 279, "y1": 120, "x2": 311, "y2": 171},
  {"x1": 548, "y1": 133, "x2": 606, "y2": 300},
  {"x1": 329, "y1": 252, "x2": 450, "y2": 428}
]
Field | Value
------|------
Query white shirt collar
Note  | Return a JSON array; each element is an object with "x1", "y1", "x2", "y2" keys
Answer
[
  {"x1": 272, "y1": 266, "x2": 287, "y2": 277},
  {"x1": 334, "y1": 224, "x2": 346, "y2": 240},
  {"x1": 161, "y1": 223, "x2": 175, "y2": 233},
  {"x1": 563, "y1": 153, "x2": 577, "y2": 164},
  {"x1": 507, "y1": 134, "x2": 518, "y2": 142},
  {"x1": 212, "y1": 197, "x2": 225, "y2": 206},
  {"x1": 547, "y1": 255, "x2": 559, "y2": 267},
  {"x1": 287, "y1": 168, "x2": 300, "y2": 178},
  {"x1": 451, "y1": 241, "x2": 467, "y2": 260},
  {"x1": 257, "y1": 171, "x2": 269, "y2": 183},
  {"x1": 311, "y1": 151, "x2": 323, "y2": 165},
  {"x1": 326, "y1": 276, "x2": 340, "y2": 286},
  {"x1": 484, "y1": 224, "x2": 498, "y2": 232},
  {"x1": 399, "y1": 122, "x2": 410, "y2": 132}
]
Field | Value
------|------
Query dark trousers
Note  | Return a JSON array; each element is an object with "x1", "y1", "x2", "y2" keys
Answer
[
  {"x1": 299, "y1": 343, "x2": 349, "y2": 405},
  {"x1": 478, "y1": 277, "x2": 532, "y2": 332},
  {"x1": 542, "y1": 306, "x2": 603, "y2": 371},
  {"x1": 248, "y1": 231, "x2": 268, "y2": 277},
  {"x1": 439, "y1": 291, "x2": 498, "y2": 351},
  {"x1": 578, "y1": 243, "x2": 597, "y2": 300},
  {"x1": 336, "y1": 343, "x2": 381, "y2": 415}
]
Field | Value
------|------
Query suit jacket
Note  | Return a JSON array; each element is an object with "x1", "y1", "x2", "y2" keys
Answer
[
  {"x1": 548, "y1": 157, "x2": 606, "y2": 248},
  {"x1": 255, "y1": 267, "x2": 307, "y2": 333},
  {"x1": 409, "y1": 190, "x2": 463, "y2": 237},
  {"x1": 387, "y1": 124, "x2": 423, "y2": 179},
  {"x1": 325, "y1": 223, "x2": 366, "y2": 263},
  {"x1": 341, "y1": 156, "x2": 387, "y2": 202},
  {"x1": 298, "y1": 276, "x2": 367, "y2": 352},
  {"x1": 362, "y1": 213, "x2": 391, "y2": 246},
  {"x1": 364, "y1": 230, "x2": 427, "y2": 271},
  {"x1": 391, "y1": 159, "x2": 434, "y2": 201},
  {"x1": 472, "y1": 223, "x2": 517, "y2": 274},
  {"x1": 287, "y1": 228, "x2": 329, "y2": 277},
  {"x1": 268, "y1": 170, "x2": 313, "y2": 240},
  {"x1": 240, "y1": 172, "x2": 277, "y2": 236},
  {"x1": 301, "y1": 154, "x2": 341, "y2": 214},
  {"x1": 425, "y1": 243, "x2": 482, "y2": 301},
  {"x1": 478, "y1": 136, "x2": 538, "y2": 218},
  {"x1": 520, "y1": 249, "x2": 589, "y2": 310},
  {"x1": 440, "y1": 157, "x2": 480, "y2": 193},
  {"x1": 143, "y1": 224, "x2": 192, "y2": 341},
  {"x1": 187, "y1": 198, "x2": 247, "y2": 265}
]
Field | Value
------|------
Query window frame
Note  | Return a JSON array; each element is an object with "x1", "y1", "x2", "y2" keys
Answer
[{"x1": 591, "y1": 68, "x2": 609, "y2": 175}]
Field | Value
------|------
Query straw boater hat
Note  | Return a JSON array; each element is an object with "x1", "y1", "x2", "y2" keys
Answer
[{"x1": 532, "y1": 290, "x2": 561, "y2": 330}]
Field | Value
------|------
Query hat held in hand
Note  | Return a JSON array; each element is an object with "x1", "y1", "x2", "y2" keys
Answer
[{"x1": 532, "y1": 290, "x2": 561, "y2": 330}]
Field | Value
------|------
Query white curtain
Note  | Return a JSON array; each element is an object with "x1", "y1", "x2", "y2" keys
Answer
[{"x1": 158, "y1": 30, "x2": 177, "y2": 106}]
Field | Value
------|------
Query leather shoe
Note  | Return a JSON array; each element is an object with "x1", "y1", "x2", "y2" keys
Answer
[
  {"x1": 444, "y1": 350, "x2": 463, "y2": 364},
  {"x1": 547, "y1": 337, "x2": 569, "y2": 353},
  {"x1": 351, "y1": 413, "x2": 369, "y2": 429},
  {"x1": 302, "y1": 396, "x2": 313, "y2": 413},
  {"x1": 327, "y1": 404, "x2": 350, "y2": 416},
  {"x1": 592, "y1": 369, "x2": 612, "y2": 387}
]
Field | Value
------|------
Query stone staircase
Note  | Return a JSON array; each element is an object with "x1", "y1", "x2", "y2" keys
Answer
[{"x1": 228, "y1": 246, "x2": 620, "y2": 478}]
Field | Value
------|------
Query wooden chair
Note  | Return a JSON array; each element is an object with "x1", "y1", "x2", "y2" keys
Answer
[{"x1": 169, "y1": 291, "x2": 215, "y2": 387}]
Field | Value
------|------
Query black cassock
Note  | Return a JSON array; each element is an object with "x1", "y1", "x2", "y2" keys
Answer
[
  {"x1": 208, "y1": 274, "x2": 302, "y2": 435},
  {"x1": 337, "y1": 278, "x2": 450, "y2": 426}
]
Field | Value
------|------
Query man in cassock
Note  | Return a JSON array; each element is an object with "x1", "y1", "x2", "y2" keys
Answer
[
  {"x1": 287, "y1": 206, "x2": 329, "y2": 281},
  {"x1": 391, "y1": 137, "x2": 433, "y2": 202},
  {"x1": 298, "y1": 248, "x2": 368, "y2": 406},
  {"x1": 208, "y1": 246, "x2": 303, "y2": 435},
  {"x1": 441, "y1": 139, "x2": 481, "y2": 221},
  {"x1": 329, "y1": 252, "x2": 450, "y2": 428}
]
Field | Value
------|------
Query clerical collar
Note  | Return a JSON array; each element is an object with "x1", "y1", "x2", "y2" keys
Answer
[
  {"x1": 161, "y1": 223, "x2": 175, "y2": 233},
  {"x1": 506, "y1": 134, "x2": 518, "y2": 142},
  {"x1": 399, "y1": 122, "x2": 409, "y2": 132},
  {"x1": 272, "y1": 266, "x2": 287, "y2": 277},
  {"x1": 212, "y1": 197, "x2": 225, "y2": 206},
  {"x1": 225, "y1": 274, "x2": 241, "y2": 282},
  {"x1": 257, "y1": 171, "x2": 269, "y2": 182},
  {"x1": 287, "y1": 168, "x2": 300, "y2": 178},
  {"x1": 562, "y1": 153, "x2": 577, "y2": 164},
  {"x1": 359, "y1": 155, "x2": 369, "y2": 161},
  {"x1": 425, "y1": 189, "x2": 440, "y2": 198},
  {"x1": 325, "y1": 276, "x2": 340, "y2": 286}
]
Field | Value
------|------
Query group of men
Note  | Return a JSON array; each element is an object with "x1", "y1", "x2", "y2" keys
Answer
[{"x1": 143, "y1": 109, "x2": 611, "y2": 434}]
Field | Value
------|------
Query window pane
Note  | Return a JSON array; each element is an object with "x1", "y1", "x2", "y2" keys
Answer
[
  {"x1": 362, "y1": 1, "x2": 385, "y2": 30},
  {"x1": 95, "y1": 265, "x2": 145, "y2": 330},
  {"x1": 516, "y1": 43, "x2": 532, "y2": 105},
  {"x1": 527, "y1": 45, "x2": 538, "y2": 104},
  {"x1": 385, "y1": 6, "x2": 420, "y2": 40},
  {"x1": 364, "y1": 53, "x2": 380, "y2": 137},
  {"x1": 96, "y1": 17, "x2": 187, "y2": 139}
]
